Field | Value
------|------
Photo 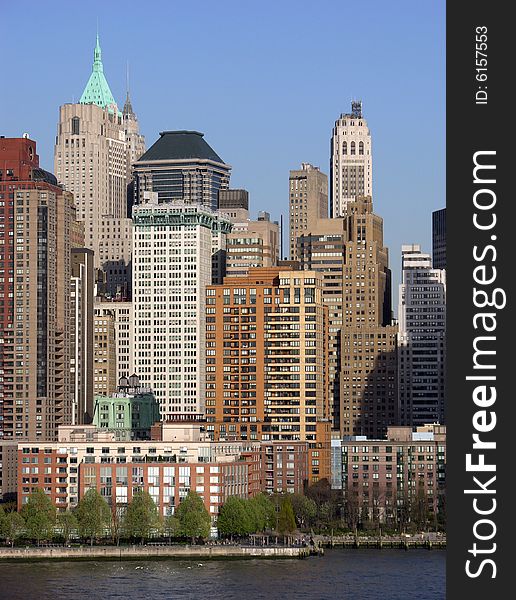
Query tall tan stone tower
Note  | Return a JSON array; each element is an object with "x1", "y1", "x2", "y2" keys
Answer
[
  {"x1": 289, "y1": 163, "x2": 328, "y2": 260},
  {"x1": 338, "y1": 196, "x2": 398, "y2": 438},
  {"x1": 330, "y1": 101, "x2": 372, "y2": 217},
  {"x1": 298, "y1": 217, "x2": 347, "y2": 429},
  {"x1": 54, "y1": 36, "x2": 144, "y2": 299}
]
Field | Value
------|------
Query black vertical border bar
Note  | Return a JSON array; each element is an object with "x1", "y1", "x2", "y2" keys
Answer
[{"x1": 447, "y1": 2, "x2": 513, "y2": 597}]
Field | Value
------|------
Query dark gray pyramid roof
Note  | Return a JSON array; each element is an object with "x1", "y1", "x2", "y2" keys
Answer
[{"x1": 138, "y1": 131, "x2": 225, "y2": 163}]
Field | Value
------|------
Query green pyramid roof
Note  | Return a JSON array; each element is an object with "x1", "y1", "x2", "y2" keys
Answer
[{"x1": 80, "y1": 35, "x2": 119, "y2": 114}]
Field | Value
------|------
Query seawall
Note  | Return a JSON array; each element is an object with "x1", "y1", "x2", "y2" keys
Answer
[{"x1": 0, "y1": 544, "x2": 311, "y2": 562}]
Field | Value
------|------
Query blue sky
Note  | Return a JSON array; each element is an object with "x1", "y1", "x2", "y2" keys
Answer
[{"x1": 0, "y1": 0, "x2": 445, "y2": 300}]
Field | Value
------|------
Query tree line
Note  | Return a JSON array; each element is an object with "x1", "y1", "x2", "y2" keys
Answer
[{"x1": 0, "y1": 480, "x2": 445, "y2": 546}]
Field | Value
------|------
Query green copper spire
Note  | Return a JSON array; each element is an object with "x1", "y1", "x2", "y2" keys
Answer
[
  {"x1": 80, "y1": 34, "x2": 118, "y2": 113},
  {"x1": 93, "y1": 34, "x2": 102, "y2": 71}
]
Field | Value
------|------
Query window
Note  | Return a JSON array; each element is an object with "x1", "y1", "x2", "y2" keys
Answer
[{"x1": 72, "y1": 117, "x2": 80, "y2": 135}]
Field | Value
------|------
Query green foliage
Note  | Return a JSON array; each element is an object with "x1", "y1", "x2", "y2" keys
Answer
[
  {"x1": 175, "y1": 491, "x2": 211, "y2": 542},
  {"x1": 277, "y1": 496, "x2": 296, "y2": 534},
  {"x1": 163, "y1": 514, "x2": 180, "y2": 540},
  {"x1": 217, "y1": 497, "x2": 253, "y2": 537},
  {"x1": 249, "y1": 493, "x2": 276, "y2": 531},
  {"x1": 56, "y1": 511, "x2": 78, "y2": 543},
  {"x1": 75, "y1": 489, "x2": 111, "y2": 545},
  {"x1": 21, "y1": 489, "x2": 56, "y2": 544},
  {"x1": 0, "y1": 511, "x2": 25, "y2": 546},
  {"x1": 123, "y1": 490, "x2": 159, "y2": 543}
]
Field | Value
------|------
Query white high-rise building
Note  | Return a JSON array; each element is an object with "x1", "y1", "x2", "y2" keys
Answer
[
  {"x1": 132, "y1": 193, "x2": 231, "y2": 417},
  {"x1": 330, "y1": 101, "x2": 372, "y2": 217},
  {"x1": 398, "y1": 245, "x2": 446, "y2": 426}
]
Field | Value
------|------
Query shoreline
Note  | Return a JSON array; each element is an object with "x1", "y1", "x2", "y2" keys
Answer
[
  {"x1": 0, "y1": 537, "x2": 446, "y2": 563},
  {"x1": 0, "y1": 544, "x2": 315, "y2": 562}
]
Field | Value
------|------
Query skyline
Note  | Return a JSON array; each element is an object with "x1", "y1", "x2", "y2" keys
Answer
[{"x1": 0, "y1": 0, "x2": 445, "y2": 288}]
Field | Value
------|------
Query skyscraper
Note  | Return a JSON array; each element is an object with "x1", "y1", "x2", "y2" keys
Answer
[
  {"x1": 398, "y1": 244, "x2": 446, "y2": 426},
  {"x1": 94, "y1": 299, "x2": 134, "y2": 383},
  {"x1": 54, "y1": 35, "x2": 142, "y2": 298},
  {"x1": 205, "y1": 267, "x2": 331, "y2": 483},
  {"x1": 132, "y1": 193, "x2": 231, "y2": 417},
  {"x1": 225, "y1": 212, "x2": 280, "y2": 277},
  {"x1": 123, "y1": 91, "x2": 146, "y2": 177},
  {"x1": 133, "y1": 131, "x2": 231, "y2": 210},
  {"x1": 432, "y1": 208, "x2": 446, "y2": 270},
  {"x1": 288, "y1": 163, "x2": 328, "y2": 260},
  {"x1": 297, "y1": 217, "x2": 347, "y2": 430},
  {"x1": 93, "y1": 307, "x2": 117, "y2": 397},
  {"x1": 330, "y1": 101, "x2": 372, "y2": 217},
  {"x1": 0, "y1": 137, "x2": 76, "y2": 440},
  {"x1": 123, "y1": 87, "x2": 146, "y2": 219},
  {"x1": 337, "y1": 196, "x2": 398, "y2": 438},
  {"x1": 70, "y1": 248, "x2": 94, "y2": 425}
]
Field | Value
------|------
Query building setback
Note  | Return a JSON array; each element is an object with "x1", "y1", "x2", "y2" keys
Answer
[
  {"x1": 133, "y1": 195, "x2": 231, "y2": 417},
  {"x1": 289, "y1": 163, "x2": 328, "y2": 261},
  {"x1": 205, "y1": 267, "x2": 331, "y2": 483},
  {"x1": 398, "y1": 245, "x2": 446, "y2": 426},
  {"x1": 330, "y1": 101, "x2": 372, "y2": 217},
  {"x1": 0, "y1": 137, "x2": 76, "y2": 440},
  {"x1": 133, "y1": 131, "x2": 231, "y2": 211}
]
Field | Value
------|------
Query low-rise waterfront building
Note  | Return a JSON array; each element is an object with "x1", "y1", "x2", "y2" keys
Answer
[
  {"x1": 16, "y1": 424, "x2": 262, "y2": 516},
  {"x1": 331, "y1": 424, "x2": 446, "y2": 524}
]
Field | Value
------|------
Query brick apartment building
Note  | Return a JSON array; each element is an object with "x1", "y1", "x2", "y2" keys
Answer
[{"x1": 331, "y1": 424, "x2": 446, "y2": 523}]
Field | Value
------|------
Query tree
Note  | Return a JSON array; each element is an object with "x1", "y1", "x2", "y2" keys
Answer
[
  {"x1": 277, "y1": 496, "x2": 296, "y2": 535},
  {"x1": 396, "y1": 491, "x2": 412, "y2": 533},
  {"x1": 305, "y1": 478, "x2": 333, "y2": 507},
  {"x1": 163, "y1": 514, "x2": 180, "y2": 543},
  {"x1": 411, "y1": 486, "x2": 429, "y2": 531},
  {"x1": 217, "y1": 497, "x2": 252, "y2": 538},
  {"x1": 175, "y1": 491, "x2": 211, "y2": 543},
  {"x1": 123, "y1": 490, "x2": 159, "y2": 544},
  {"x1": 360, "y1": 504, "x2": 370, "y2": 529},
  {"x1": 343, "y1": 495, "x2": 360, "y2": 532},
  {"x1": 0, "y1": 511, "x2": 25, "y2": 547},
  {"x1": 21, "y1": 489, "x2": 56, "y2": 545},
  {"x1": 110, "y1": 503, "x2": 125, "y2": 546},
  {"x1": 291, "y1": 494, "x2": 317, "y2": 529},
  {"x1": 75, "y1": 489, "x2": 111, "y2": 546},
  {"x1": 249, "y1": 493, "x2": 276, "y2": 532},
  {"x1": 56, "y1": 511, "x2": 78, "y2": 544}
]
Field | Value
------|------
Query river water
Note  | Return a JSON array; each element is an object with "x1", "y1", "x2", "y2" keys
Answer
[{"x1": 0, "y1": 549, "x2": 445, "y2": 600}]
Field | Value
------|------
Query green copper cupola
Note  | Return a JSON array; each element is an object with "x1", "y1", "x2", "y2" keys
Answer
[{"x1": 80, "y1": 34, "x2": 119, "y2": 114}]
